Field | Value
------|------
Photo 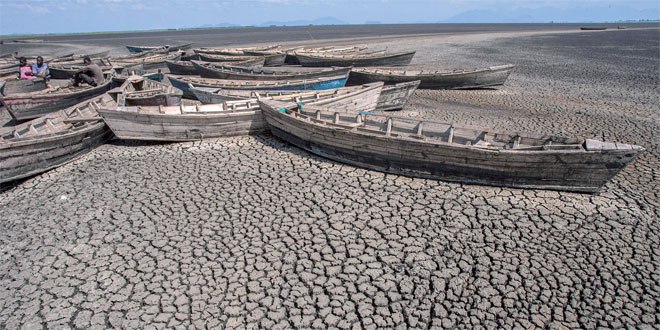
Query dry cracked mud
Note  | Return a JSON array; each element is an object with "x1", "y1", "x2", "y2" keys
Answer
[{"x1": 1, "y1": 27, "x2": 658, "y2": 329}]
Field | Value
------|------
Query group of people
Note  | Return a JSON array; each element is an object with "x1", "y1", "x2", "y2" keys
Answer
[
  {"x1": 18, "y1": 56, "x2": 50, "y2": 80},
  {"x1": 18, "y1": 56, "x2": 104, "y2": 87}
]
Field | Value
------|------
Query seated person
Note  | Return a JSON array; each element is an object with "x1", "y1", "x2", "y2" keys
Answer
[
  {"x1": 31, "y1": 56, "x2": 50, "y2": 79},
  {"x1": 18, "y1": 57, "x2": 34, "y2": 79},
  {"x1": 72, "y1": 57, "x2": 104, "y2": 87}
]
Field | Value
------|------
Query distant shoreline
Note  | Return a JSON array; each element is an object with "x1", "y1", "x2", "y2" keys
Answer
[{"x1": 1, "y1": 21, "x2": 658, "y2": 39}]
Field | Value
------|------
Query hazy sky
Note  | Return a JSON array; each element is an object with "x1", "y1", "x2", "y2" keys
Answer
[{"x1": 1, "y1": 0, "x2": 658, "y2": 35}]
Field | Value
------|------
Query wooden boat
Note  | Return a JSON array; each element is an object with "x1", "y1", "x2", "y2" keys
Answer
[
  {"x1": 0, "y1": 75, "x2": 114, "y2": 121},
  {"x1": 259, "y1": 99, "x2": 644, "y2": 193},
  {"x1": 191, "y1": 82, "x2": 384, "y2": 110},
  {"x1": 1, "y1": 78, "x2": 48, "y2": 96},
  {"x1": 13, "y1": 39, "x2": 44, "y2": 43},
  {"x1": 126, "y1": 43, "x2": 191, "y2": 53},
  {"x1": 348, "y1": 64, "x2": 515, "y2": 89},
  {"x1": 295, "y1": 51, "x2": 415, "y2": 67},
  {"x1": 108, "y1": 76, "x2": 182, "y2": 107},
  {"x1": 168, "y1": 74, "x2": 349, "y2": 99},
  {"x1": 376, "y1": 80, "x2": 420, "y2": 111},
  {"x1": 113, "y1": 52, "x2": 182, "y2": 71},
  {"x1": 0, "y1": 95, "x2": 114, "y2": 183},
  {"x1": 191, "y1": 79, "x2": 415, "y2": 111},
  {"x1": 190, "y1": 59, "x2": 266, "y2": 76},
  {"x1": 196, "y1": 53, "x2": 269, "y2": 64},
  {"x1": 191, "y1": 61, "x2": 351, "y2": 80},
  {"x1": 97, "y1": 84, "x2": 381, "y2": 142},
  {"x1": 580, "y1": 27, "x2": 607, "y2": 31},
  {"x1": 194, "y1": 45, "x2": 280, "y2": 56}
]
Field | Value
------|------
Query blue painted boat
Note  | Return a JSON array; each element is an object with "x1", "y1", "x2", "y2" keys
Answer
[{"x1": 167, "y1": 74, "x2": 349, "y2": 99}]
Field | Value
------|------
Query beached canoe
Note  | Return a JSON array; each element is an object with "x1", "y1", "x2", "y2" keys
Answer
[
  {"x1": 167, "y1": 74, "x2": 349, "y2": 99},
  {"x1": 196, "y1": 53, "x2": 259, "y2": 63},
  {"x1": 348, "y1": 64, "x2": 515, "y2": 89},
  {"x1": 189, "y1": 81, "x2": 408, "y2": 111},
  {"x1": 191, "y1": 82, "x2": 384, "y2": 112},
  {"x1": 193, "y1": 45, "x2": 280, "y2": 56},
  {"x1": 0, "y1": 76, "x2": 114, "y2": 121},
  {"x1": 0, "y1": 95, "x2": 114, "y2": 183},
  {"x1": 108, "y1": 75, "x2": 182, "y2": 107},
  {"x1": 295, "y1": 51, "x2": 415, "y2": 67},
  {"x1": 112, "y1": 52, "x2": 182, "y2": 71},
  {"x1": 191, "y1": 80, "x2": 416, "y2": 111},
  {"x1": 97, "y1": 84, "x2": 381, "y2": 142},
  {"x1": 259, "y1": 99, "x2": 644, "y2": 193},
  {"x1": 191, "y1": 61, "x2": 351, "y2": 80},
  {"x1": 126, "y1": 43, "x2": 191, "y2": 53},
  {"x1": 168, "y1": 58, "x2": 265, "y2": 75},
  {"x1": 1, "y1": 78, "x2": 48, "y2": 96}
]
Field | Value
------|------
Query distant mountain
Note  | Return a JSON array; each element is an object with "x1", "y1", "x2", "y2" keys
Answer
[
  {"x1": 440, "y1": 5, "x2": 659, "y2": 23},
  {"x1": 259, "y1": 17, "x2": 347, "y2": 27}
]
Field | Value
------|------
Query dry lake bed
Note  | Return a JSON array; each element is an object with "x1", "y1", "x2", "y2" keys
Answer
[{"x1": 1, "y1": 25, "x2": 659, "y2": 329}]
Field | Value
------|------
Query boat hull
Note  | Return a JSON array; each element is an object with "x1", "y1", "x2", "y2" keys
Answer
[
  {"x1": 261, "y1": 104, "x2": 642, "y2": 193},
  {"x1": 193, "y1": 62, "x2": 351, "y2": 81},
  {"x1": 168, "y1": 75, "x2": 349, "y2": 99},
  {"x1": 0, "y1": 123, "x2": 112, "y2": 183},
  {"x1": 2, "y1": 80, "x2": 114, "y2": 121},
  {"x1": 295, "y1": 51, "x2": 415, "y2": 67},
  {"x1": 348, "y1": 65, "x2": 515, "y2": 89},
  {"x1": 97, "y1": 109, "x2": 267, "y2": 141}
]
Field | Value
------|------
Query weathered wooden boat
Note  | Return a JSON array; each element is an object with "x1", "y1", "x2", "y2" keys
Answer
[
  {"x1": 194, "y1": 45, "x2": 280, "y2": 56},
  {"x1": 295, "y1": 51, "x2": 415, "y2": 67},
  {"x1": 0, "y1": 95, "x2": 114, "y2": 183},
  {"x1": 190, "y1": 59, "x2": 266, "y2": 76},
  {"x1": 108, "y1": 76, "x2": 182, "y2": 107},
  {"x1": 191, "y1": 79, "x2": 415, "y2": 111},
  {"x1": 168, "y1": 74, "x2": 349, "y2": 99},
  {"x1": 376, "y1": 80, "x2": 420, "y2": 111},
  {"x1": 348, "y1": 64, "x2": 515, "y2": 89},
  {"x1": 580, "y1": 27, "x2": 607, "y2": 31},
  {"x1": 191, "y1": 61, "x2": 351, "y2": 80},
  {"x1": 126, "y1": 43, "x2": 192, "y2": 53},
  {"x1": 0, "y1": 75, "x2": 114, "y2": 121},
  {"x1": 97, "y1": 84, "x2": 381, "y2": 142},
  {"x1": 196, "y1": 53, "x2": 266, "y2": 63},
  {"x1": 1, "y1": 78, "x2": 48, "y2": 96},
  {"x1": 113, "y1": 52, "x2": 182, "y2": 71},
  {"x1": 259, "y1": 99, "x2": 645, "y2": 193},
  {"x1": 13, "y1": 39, "x2": 44, "y2": 43},
  {"x1": 191, "y1": 82, "x2": 384, "y2": 111}
]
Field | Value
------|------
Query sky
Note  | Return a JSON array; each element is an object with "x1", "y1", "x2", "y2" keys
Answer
[{"x1": 0, "y1": 0, "x2": 658, "y2": 35}]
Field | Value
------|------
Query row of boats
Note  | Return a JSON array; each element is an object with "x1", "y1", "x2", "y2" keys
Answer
[{"x1": 0, "y1": 44, "x2": 644, "y2": 193}]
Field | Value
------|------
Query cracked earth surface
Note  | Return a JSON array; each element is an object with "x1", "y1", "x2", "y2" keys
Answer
[{"x1": 1, "y1": 28, "x2": 658, "y2": 329}]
